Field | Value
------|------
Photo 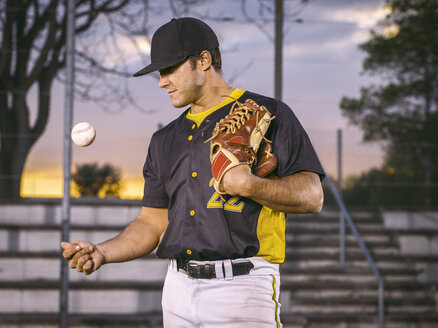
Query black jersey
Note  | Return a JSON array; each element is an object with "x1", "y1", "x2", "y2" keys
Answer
[{"x1": 142, "y1": 89, "x2": 324, "y2": 263}]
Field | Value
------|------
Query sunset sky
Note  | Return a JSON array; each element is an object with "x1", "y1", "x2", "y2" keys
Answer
[{"x1": 21, "y1": 0, "x2": 387, "y2": 198}]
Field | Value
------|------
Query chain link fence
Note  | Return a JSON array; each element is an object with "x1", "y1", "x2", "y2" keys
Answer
[
  {"x1": 313, "y1": 129, "x2": 438, "y2": 208},
  {"x1": 2, "y1": 128, "x2": 437, "y2": 208}
]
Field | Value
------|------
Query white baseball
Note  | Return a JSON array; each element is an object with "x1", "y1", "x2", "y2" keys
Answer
[{"x1": 71, "y1": 122, "x2": 96, "y2": 147}]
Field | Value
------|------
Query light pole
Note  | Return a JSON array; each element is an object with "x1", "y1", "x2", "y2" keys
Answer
[
  {"x1": 274, "y1": 0, "x2": 303, "y2": 100},
  {"x1": 60, "y1": 0, "x2": 75, "y2": 327},
  {"x1": 274, "y1": 0, "x2": 283, "y2": 101}
]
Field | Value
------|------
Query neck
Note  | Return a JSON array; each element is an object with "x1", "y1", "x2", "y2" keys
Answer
[{"x1": 190, "y1": 73, "x2": 233, "y2": 114}]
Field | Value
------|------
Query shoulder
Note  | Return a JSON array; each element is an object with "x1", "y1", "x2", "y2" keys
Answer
[
  {"x1": 241, "y1": 90, "x2": 305, "y2": 136},
  {"x1": 150, "y1": 109, "x2": 189, "y2": 144},
  {"x1": 240, "y1": 91, "x2": 292, "y2": 116}
]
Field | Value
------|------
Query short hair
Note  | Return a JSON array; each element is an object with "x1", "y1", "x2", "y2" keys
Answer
[{"x1": 187, "y1": 47, "x2": 222, "y2": 73}]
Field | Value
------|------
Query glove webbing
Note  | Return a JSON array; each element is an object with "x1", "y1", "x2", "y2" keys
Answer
[{"x1": 205, "y1": 99, "x2": 275, "y2": 144}]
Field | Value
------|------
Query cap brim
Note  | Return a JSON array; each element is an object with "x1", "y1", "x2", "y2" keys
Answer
[{"x1": 133, "y1": 56, "x2": 186, "y2": 77}]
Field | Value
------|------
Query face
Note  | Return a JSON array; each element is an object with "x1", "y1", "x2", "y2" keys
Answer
[{"x1": 158, "y1": 59, "x2": 205, "y2": 108}]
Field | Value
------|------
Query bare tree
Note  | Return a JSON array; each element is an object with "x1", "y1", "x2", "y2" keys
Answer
[
  {"x1": 0, "y1": 0, "x2": 205, "y2": 199},
  {"x1": 0, "y1": 0, "x2": 310, "y2": 200},
  {"x1": 0, "y1": 0, "x2": 133, "y2": 199}
]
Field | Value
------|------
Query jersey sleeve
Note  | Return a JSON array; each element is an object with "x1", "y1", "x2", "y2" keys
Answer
[
  {"x1": 141, "y1": 135, "x2": 169, "y2": 207},
  {"x1": 271, "y1": 100, "x2": 325, "y2": 180}
]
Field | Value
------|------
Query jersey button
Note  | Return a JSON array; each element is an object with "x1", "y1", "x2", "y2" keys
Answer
[
  {"x1": 188, "y1": 135, "x2": 193, "y2": 141},
  {"x1": 190, "y1": 210, "x2": 195, "y2": 216},
  {"x1": 191, "y1": 171, "x2": 197, "y2": 178},
  {"x1": 186, "y1": 249, "x2": 192, "y2": 255}
]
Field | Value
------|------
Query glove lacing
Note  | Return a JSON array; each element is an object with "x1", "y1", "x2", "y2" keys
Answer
[{"x1": 205, "y1": 99, "x2": 275, "y2": 143}]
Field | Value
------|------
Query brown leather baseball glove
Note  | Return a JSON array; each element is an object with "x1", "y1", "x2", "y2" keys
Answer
[{"x1": 205, "y1": 98, "x2": 278, "y2": 196}]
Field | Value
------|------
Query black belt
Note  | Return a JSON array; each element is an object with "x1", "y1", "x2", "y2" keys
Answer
[{"x1": 176, "y1": 259, "x2": 254, "y2": 279}]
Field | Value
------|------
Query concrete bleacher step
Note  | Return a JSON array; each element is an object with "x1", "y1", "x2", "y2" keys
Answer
[
  {"x1": 287, "y1": 212, "x2": 384, "y2": 222},
  {"x1": 0, "y1": 202, "x2": 163, "y2": 327},
  {"x1": 285, "y1": 238, "x2": 398, "y2": 247},
  {"x1": 0, "y1": 254, "x2": 167, "y2": 281},
  {"x1": 2, "y1": 313, "x2": 438, "y2": 328},
  {"x1": 0, "y1": 280, "x2": 164, "y2": 289},
  {"x1": 281, "y1": 279, "x2": 436, "y2": 293},
  {"x1": 285, "y1": 256, "x2": 438, "y2": 273},
  {"x1": 280, "y1": 210, "x2": 438, "y2": 328},
  {"x1": 287, "y1": 225, "x2": 397, "y2": 236},
  {"x1": 287, "y1": 233, "x2": 392, "y2": 244},
  {"x1": 280, "y1": 279, "x2": 438, "y2": 326},
  {"x1": 0, "y1": 280, "x2": 163, "y2": 314},
  {"x1": 280, "y1": 265, "x2": 420, "y2": 283},
  {"x1": 288, "y1": 295, "x2": 435, "y2": 313},
  {"x1": 289, "y1": 221, "x2": 385, "y2": 231},
  {"x1": 0, "y1": 223, "x2": 126, "y2": 254},
  {"x1": 0, "y1": 312, "x2": 163, "y2": 328},
  {"x1": 1, "y1": 203, "x2": 437, "y2": 327},
  {"x1": 1, "y1": 289, "x2": 163, "y2": 315},
  {"x1": 284, "y1": 249, "x2": 438, "y2": 264},
  {"x1": 281, "y1": 312, "x2": 438, "y2": 328},
  {"x1": 287, "y1": 245, "x2": 401, "y2": 256}
]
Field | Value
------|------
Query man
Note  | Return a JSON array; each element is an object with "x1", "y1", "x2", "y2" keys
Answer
[{"x1": 61, "y1": 17, "x2": 324, "y2": 327}]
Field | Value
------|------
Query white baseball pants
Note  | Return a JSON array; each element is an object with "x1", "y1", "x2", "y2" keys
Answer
[{"x1": 162, "y1": 257, "x2": 283, "y2": 328}]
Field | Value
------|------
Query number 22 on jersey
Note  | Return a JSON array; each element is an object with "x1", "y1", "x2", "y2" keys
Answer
[{"x1": 207, "y1": 178, "x2": 245, "y2": 212}]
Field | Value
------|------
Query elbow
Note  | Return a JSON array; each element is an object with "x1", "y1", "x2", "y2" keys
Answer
[
  {"x1": 308, "y1": 185, "x2": 324, "y2": 214},
  {"x1": 312, "y1": 191, "x2": 324, "y2": 214}
]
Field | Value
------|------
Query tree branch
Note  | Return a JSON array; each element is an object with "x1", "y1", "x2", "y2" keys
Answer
[
  {"x1": 25, "y1": 0, "x2": 59, "y2": 89},
  {"x1": 0, "y1": 0, "x2": 15, "y2": 84},
  {"x1": 24, "y1": 0, "x2": 57, "y2": 45},
  {"x1": 75, "y1": 50, "x2": 132, "y2": 77}
]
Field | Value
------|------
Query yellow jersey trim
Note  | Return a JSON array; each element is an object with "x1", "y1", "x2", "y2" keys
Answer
[
  {"x1": 256, "y1": 206, "x2": 286, "y2": 263},
  {"x1": 186, "y1": 88, "x2": 245, "y2": 127}
]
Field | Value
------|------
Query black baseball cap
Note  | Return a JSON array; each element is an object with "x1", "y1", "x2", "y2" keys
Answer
[{"x1": 133, "y1": 17, "x2": 219, "y2": 77}]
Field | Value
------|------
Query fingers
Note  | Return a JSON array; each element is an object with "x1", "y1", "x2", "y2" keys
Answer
[
  {"x1": 221, "y1": 164, "x2": 252, "y2": 196},
  {"x1": 60, "y1": 240, "x2": 105, "y2": 275},
  {"x1": 78, "y1": 248, "x2": 105, "y2": 275},
  {"x1": 75, "y1": 253, "x2": 94, "y2": 274},
  {"x1": 70, "y1": 247, "x2": 92, "y2": 268},
  {"x1": 82, "y1": 259, "x2": 95, "y2": 275},
  {"x1": 61, "y1": 242, "x2": 80, "y2": 260},
  {"x1": 61, "y1": 241, "x2": 93, "y2": 258},
  {"x1": 61, "y1": 241, "x2": 95, "y2": 271}
]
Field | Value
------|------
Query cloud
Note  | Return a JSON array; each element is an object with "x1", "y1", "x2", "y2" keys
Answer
[
  {"x1": 312, "y1": 0, "x2": 385, "y2": 11},
  {"x1": 279, "y1": 0, "x2": 387, "y2": 60},
  {"x1": 328, "y1": 5, "x2": 390, "y2": 29}
]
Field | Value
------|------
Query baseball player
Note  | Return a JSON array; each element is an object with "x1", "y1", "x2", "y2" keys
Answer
[{"x1": 61, "y1": 17, "x2": 324, "y2": 327}]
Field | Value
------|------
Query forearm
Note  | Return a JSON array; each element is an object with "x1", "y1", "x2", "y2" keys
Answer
[
  {"x1": 97, "y1": 207, "x2": 168, "y2": 264},
  {"x1": 222, "y1": 165, "x2": 324, "y2": 213},
  {"x1": 240, "y1": 171, "x2": 323, "y2": 213},
  {"x1": 96, "y1": 221, "x2": 158, "y2": 264}
]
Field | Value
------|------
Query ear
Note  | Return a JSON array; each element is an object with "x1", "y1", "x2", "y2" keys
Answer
[{"x1": 198, "y1": 50, "x2": 212, "y2": 71}]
